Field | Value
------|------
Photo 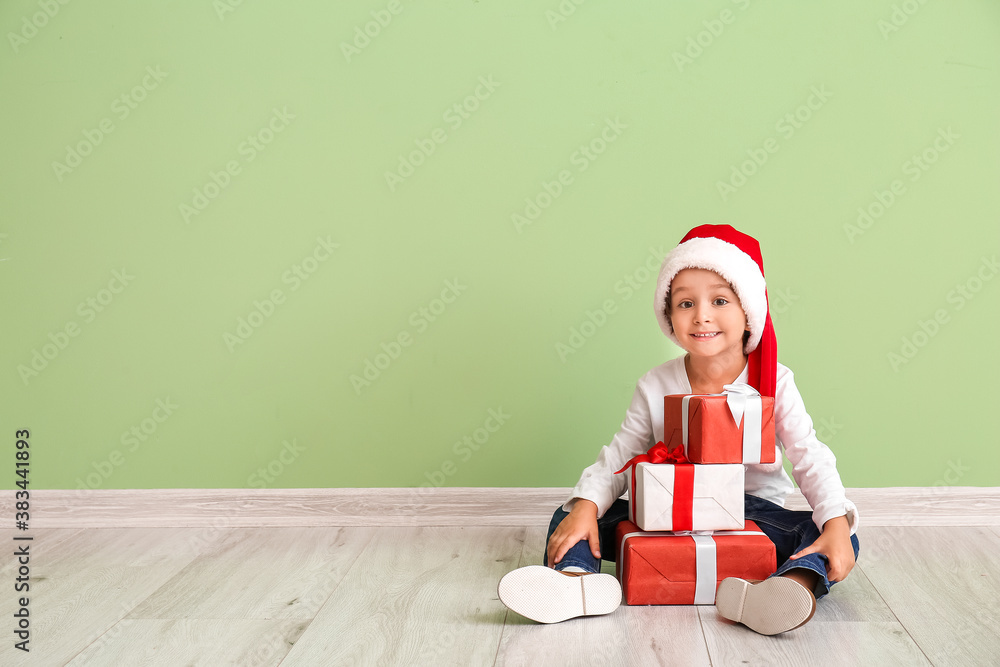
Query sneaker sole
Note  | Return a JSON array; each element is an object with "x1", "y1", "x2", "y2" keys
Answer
[
  {"x1": 497, "y1": 566, "x2": 622, "y2": 624},
  {"x1": 715, "y1": 577, "x2": 816, "y2": 635}
]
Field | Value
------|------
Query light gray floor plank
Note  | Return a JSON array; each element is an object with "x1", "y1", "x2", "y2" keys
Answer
[
  {"x1": 64, "y1": 618, "x2": 308, "y2": 666},
  {"x1": 126, "y1": 526, "x2": 376, "y2": 620},
  {"x1": 495, "y1": 526, "x2": 712, "y2": 666},
  {"x1": 279, "y1": 526, "x2": 524, "y2": 666},
  {"x1": 700, "y1": 616, "x2": 931, "y2": 666},
  {"x1": 497, "y1": 605, "x2": 713, "y2": 667},
  {"x1": 805, "y1": 560, "x2": 897, "y2": 623},
  {"x1": 860, "y1": 526, "x2": 1000, "y2": 666},
  {"x1": 0, "y1": 527, "x2": 225, "y2": 666}
]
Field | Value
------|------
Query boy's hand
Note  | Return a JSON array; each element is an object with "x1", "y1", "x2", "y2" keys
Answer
[
  {"x1": 787, "y1": 514, "x2": 855, "y2": 582},
  {"x1": 547, "y1": 499, "x2": 601, "y2": 567}
]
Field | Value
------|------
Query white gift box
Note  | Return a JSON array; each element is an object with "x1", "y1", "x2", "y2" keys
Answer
[{"x1": 631, "y1": 461, "x2": 745, "y2": 531}]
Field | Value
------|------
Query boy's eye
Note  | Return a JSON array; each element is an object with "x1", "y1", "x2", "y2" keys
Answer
[{"x1": 677, "y1": 298, "x2": 728, "y2": 308}]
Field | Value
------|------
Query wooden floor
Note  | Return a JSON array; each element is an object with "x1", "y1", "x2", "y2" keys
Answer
[{"x1": 2, "y1": 520, "x2": 1000, "y2": 666}]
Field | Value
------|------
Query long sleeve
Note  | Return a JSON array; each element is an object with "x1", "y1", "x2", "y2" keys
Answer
[
  {"x1": 774, "y1": 368, "x2": 860, "y2": 535},
  {"x1": 563, "y1": 379, "x2": 656, "y2": 518}
]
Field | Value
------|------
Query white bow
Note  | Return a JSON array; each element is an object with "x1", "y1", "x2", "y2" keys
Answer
[{"x1": 722, "y1": 383, "x2": 762, "y2": 464}]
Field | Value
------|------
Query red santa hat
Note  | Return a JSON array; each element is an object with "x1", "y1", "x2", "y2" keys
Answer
[{"x1": 653, "y1": 224, "x2": 778, "y2": 398}]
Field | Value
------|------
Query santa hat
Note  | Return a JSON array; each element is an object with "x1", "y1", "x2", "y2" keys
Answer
[{"x1": 653, "y1": 224, "x2": 778, "y2": 398}]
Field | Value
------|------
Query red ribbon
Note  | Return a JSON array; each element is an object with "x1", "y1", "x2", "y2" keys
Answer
[{"x1": 615, "y1": 441, "x2": 694, "y2": 531}]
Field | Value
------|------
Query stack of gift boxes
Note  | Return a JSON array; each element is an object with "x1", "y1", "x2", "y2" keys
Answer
[{"x1": 613, "y1": 384, "x2": 779, "y2": 605}]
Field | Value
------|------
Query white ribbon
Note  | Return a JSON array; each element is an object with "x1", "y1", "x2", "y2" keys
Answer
[
  {"x1": 618, "y1": 528, "x2": 766, "y2": 605},
  {"x1": 691, "y1": 535, "x2": 717, "y2": 604},
  {"x1": 680, "y1": 382, "x2": 762, "y2": 464}
]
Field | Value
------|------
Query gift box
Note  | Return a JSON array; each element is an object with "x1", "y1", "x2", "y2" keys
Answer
[
  {"x1": 615, "y1": 519, "x2": 777, "y2": 605},
  {"x1": 628, "y1": 460, "x2": 744, "y2": 531},
  {"x1": 663, "y1": 383, "x2": 776, "y2": 464}
]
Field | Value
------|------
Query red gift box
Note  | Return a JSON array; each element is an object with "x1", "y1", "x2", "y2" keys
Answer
[
  {"x1": 614, "y1": 519, "x2": 777, "y2": 605},
  {"x1": 663, "y1": 384, "x2": 776, "y2": 464}
]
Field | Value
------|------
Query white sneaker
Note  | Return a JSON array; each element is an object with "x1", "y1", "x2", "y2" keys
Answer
[
  {"x1": 715, "y1": 576, "x2": 816, "y2": 635},
  {"x1": 497, "y1": 565, "x2": 622, "y2": 624}
]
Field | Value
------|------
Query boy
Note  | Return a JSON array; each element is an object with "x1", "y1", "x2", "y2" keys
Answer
[{"x1": 499, "y1": 225, "x2": 860, "y2": 635}]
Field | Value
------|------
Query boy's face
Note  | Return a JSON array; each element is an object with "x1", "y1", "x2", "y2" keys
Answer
[{"x1": 667, "y1": 268, "x2": 750, "y2": 359}]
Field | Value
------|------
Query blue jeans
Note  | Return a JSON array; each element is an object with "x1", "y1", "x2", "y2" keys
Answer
[{"x1": 543, "y1": 493, "x2": 860, "y2": 600}]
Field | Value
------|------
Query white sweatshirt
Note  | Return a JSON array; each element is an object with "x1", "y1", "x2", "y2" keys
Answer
[{"x1": 564, "y1": 356, "x2": 859, "y2": 535}]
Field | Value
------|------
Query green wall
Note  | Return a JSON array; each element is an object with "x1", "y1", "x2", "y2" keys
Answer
[{"x1": 2, "y1": 1, "x2": 998, "y2": 492}]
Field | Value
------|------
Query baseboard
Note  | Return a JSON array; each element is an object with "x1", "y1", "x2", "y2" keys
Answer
[{"x1": 4, "y1": 487, "x2": 1000, "y2": 528}]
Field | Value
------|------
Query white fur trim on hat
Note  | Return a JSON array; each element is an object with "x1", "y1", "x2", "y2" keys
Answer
[{"x1": 653, "y1": 236, "x2": 767, "y2": 354}]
